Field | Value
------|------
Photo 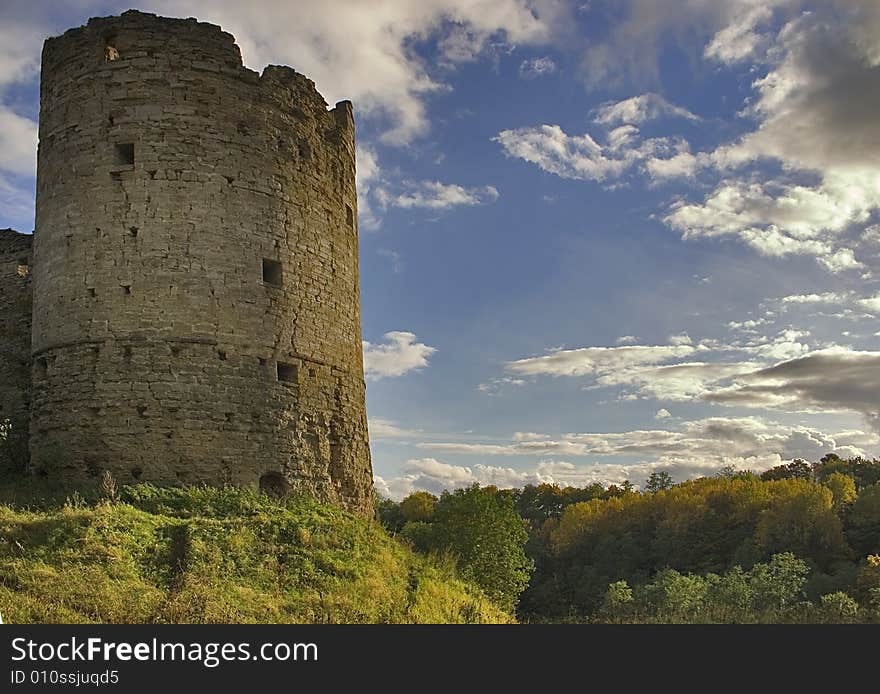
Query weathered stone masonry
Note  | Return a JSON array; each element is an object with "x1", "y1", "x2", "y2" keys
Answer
[
  {"x1": 23, "y1": 10, "x2": 373, "y2": 513},
  {"x1": 0, "y1": 229, "x2": 33, "y2": 444}
]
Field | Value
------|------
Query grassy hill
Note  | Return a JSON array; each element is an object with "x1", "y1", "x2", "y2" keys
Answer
[{"x1": 0, "y1": 482, "x2": 510, "y2": 624}]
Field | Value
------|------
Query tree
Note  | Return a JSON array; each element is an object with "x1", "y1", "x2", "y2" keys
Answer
[
  {"x1": 645, "y1": 471, "x2": 674, "y2": 493},
  {"x1": 375, "y1": 496, "x2": 405, "y2": 533},
  {"x1": 816, "y1": 455, "x2": 880, "y2": 490},
  {"x1": 515, "y1": 484, "x2": 567, "y2": 525},
  {"x1": 760, "y1": 459, "x2": 813, "y2": 481},
  {"x1": 399, "y1": 491, "x2": 437, "y2": 522},
  {"x1": 822, "y1": 472, "x2": 857, "y2": 512},
  {"x1": 754, "y1": 480, "x2": 850, "y2": 567},
  {"x1": 639, "y1": 569, "x2": 707, "y2": 620},
  {"x1": 818, "y1": 592, "x2": 859, "y2": 622},
  {"x1": 848, "y1": 483, "x2": 880, "y2": 555},
  {"x1": 425, "y1": 484, "x2": 534, "y2": 612},
  {"x1": 600, "y1": 580, "x2": 634, "y2": 620},
  {"x1": 705, "y1": 566, "x2": 753, "y2": 618},
  {"x1": 748, "y1": 553, "x2": 809, "y2": 611}
]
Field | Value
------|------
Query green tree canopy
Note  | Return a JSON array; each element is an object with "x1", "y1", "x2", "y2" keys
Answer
[
  {"x1": 422, "y1": 484, "x2": 534, "y2": 612},
  {"x1": 760, "y1": 459, "x2": 813, "y2": 481},
  {"x1": 849, "y1": 483, "x2": 880, "y2": 555},
  {"x1": 645, "y1": 471, "x2": 674, "y2": 493},
  {"x1": 399, "y1": 491, "x2": 437, "y2": 522},
  {"x1": 823, "y1": 472, "x2": 857, "y2": 511}
]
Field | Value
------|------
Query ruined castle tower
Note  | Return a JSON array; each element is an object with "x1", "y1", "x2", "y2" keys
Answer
[
  {"x1": 0, "y1": 229, "x2": 33, "y2": 440},
  {"x1": 28, "y1": 10, "x2": 373, "y2": 513}
]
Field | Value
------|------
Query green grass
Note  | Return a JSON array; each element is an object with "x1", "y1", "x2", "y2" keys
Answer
[{"x1": 0, "y1": 482, "x2": 511, "y2": 624}]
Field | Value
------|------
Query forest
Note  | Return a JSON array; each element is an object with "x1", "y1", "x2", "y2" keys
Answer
[{"x1": 377, "y1": 455, "x2": 880, "y2": 623}]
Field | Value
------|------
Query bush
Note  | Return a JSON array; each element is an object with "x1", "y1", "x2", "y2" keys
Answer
[
  {"x1": 818, "y1": 592, "x2": 859, "y2": 622},
  {"x1": 416, "y1": 485, "x2": 534, "y2": 612}
]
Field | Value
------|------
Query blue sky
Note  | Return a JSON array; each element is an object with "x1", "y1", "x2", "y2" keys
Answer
[{"x1": 2, "y1": 1, "x2": 879, "y2": 498}]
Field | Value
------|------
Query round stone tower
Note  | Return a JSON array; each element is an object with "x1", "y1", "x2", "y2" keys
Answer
[{"x1": 31, "y1": 10, "x2": 373, "y2": 513}]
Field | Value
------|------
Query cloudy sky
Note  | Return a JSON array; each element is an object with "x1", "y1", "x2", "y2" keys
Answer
[{"x1": 2, "y1": 1, "x2": 879, "y2": 498}]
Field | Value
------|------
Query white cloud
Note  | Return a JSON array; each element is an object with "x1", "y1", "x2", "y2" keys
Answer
[
  {"x1": 703, "y1": 6, "x2": 773, "y2": 65},
  {"x1": 513, "y1": 431, "x2": 551, "y2": 442},
  {"x1": 595, "y1": 361, "x2": 756, "y2": 401},
  {"x1": 576, "y1": 0, "x2": 796, "y2": 89},
  {"x1": 818, "y1": 248, "x2": 864, "y2": 273},
  {"x1": 355, "y1": 145, "x2": 381, "y2": 230},
  {"x1": 645, "y1": 150, "x2": 705, "y2": 180},
  {"x1": 374, "y1": 457, "x2": 481, "y2": 498},
  {"x1": 781, "y1": 292, "x2": 852, "y2": 305},
  {"x1": 669, "y1": 333, "x2": 693, "y2": 346},
  {"x1": 739, "y1": 328, "x2": 810, "y2": 361},
  {"x1": 146, "y1": 0, "x2": 568, "y2": 145},
  {"x1": 418, "y1": 416, "x2": 872, "y2": 464},
  {"x1": 0, "y1": 173, "x2": 34, "y2": 230},
  {"x1": 377, "y1": 248, "x2": 404, "y2": 273},
  {"x1": 727, "y1": 318, "x2": 771, "y2": 333},
  {"x1": 0, "y1": 106, "x2": 37, "y2": 177},
  {"x1": 541, "y1": 2, "x2": 880, "y2": 272},
  {"x1": 477, "y1": 377, "x2": 526, "y2": 395},
  {"x1": 664, "y1": 178, "x2": 870, "y2": 270},
  {"x1": 419, "y1": 439, "x2": 591, "y2": 457},
  {"x1": 356, "y1": 147, "x2": 497, "y2": 225},
  {"x1": 499, "y1": 331, "x2": 880, "y2": 431},
  {"x1": 0, "y1": 15, "x2": 42, "y2": 222},
  {"x1": 493, "y1": 122, "x2": 686, "y2": 183},
  {"x1": 616, "y1": 335, "x2": 638, "y2": 345},
  {"x1": 655, "y1": 408, "x2": 671, "y2": 419},
  {"x1": 388, "y1": 180, "x2": 499, "y2": 209},
  {"x1": 594, "y1": 93, "x2": 698, "y2": 126},
  {"x1": 707, "y1": 348, "x2": 880, "y2": 430},
  {"x1": 863, "y1": 225, "x2": 880, "y2": 246},
  {"x1": 376, "y1": 415, "x2": 876, "y2": 498},
  {"x1": 771, "y1": 290, "x2": 880, "y2": 317},
  {"x1": 493, "y1": 124, "x2": 628, "y2": 182},
  {"x1": 519, "y1": 56, "x2": 557, "y2": 78},
  {"x1": 858, "y1": 294, "x2": 880, "y2": 313},
  {"x1": 659, "y1": 3, "x2": 880, "y2": 271},
  {"x1": 506, "y1": 344, "x2": 696, "y2": 377},
  {"x1": 369, "y1": 417, "x2": 420, "y2": 439},
  {"x1": 362, "y1": 331, "x2": 436, "y2": 380},
  {"x1": 0, "y1": 19, "x2": 42, "y2": 88}
]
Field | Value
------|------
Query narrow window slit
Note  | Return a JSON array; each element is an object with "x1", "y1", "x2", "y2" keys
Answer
[
  {"x1": 114, "y1": 143, "x2": 134, "y2": 166},
  {"x1": 277, "y1": 362, "x2": 297, "y2": 383},
  {"x1": 262, "y1": 258, "x2": 283, "y2": 287}
]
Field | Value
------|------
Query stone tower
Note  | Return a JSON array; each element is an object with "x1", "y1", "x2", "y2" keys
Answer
[
  {"x1": 29, "y1": 10, "x2": 373, "y2": 513},
  {"x1": 0, "y1": 229, "x2": 33, "y2": 443}
]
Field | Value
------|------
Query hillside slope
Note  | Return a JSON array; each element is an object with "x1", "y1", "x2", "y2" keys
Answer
[{"x1": 0, "y1": 484, "x2": 510, "y2": 624}]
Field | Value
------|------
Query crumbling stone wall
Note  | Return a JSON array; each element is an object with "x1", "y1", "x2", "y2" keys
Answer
[
  {"x1": 30, "y1": 10, "x2": 372, "y2": 513},
  {"x1": 0, "y1": 229, "x2": 33, "y2": 464}
]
